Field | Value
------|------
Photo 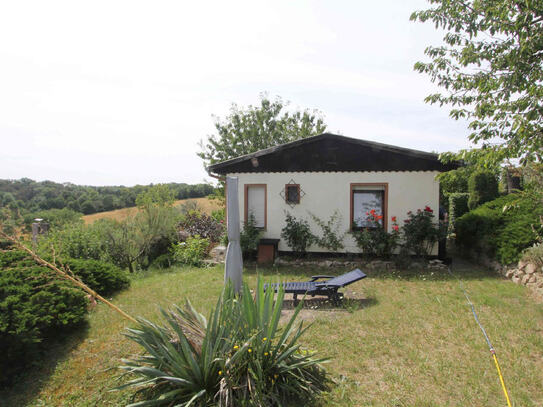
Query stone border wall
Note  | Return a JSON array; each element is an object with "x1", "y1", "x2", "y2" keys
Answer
[{"x1": 503, "y1": 260, "x2": 543, "y2": 300}]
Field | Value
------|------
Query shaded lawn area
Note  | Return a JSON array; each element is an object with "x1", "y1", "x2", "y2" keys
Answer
[{"x1": 3, "y1": 261, "x2": 543, "y2": 406}]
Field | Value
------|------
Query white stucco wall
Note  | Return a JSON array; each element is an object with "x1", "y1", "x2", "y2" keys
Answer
[{"x1": 230, "y1": 171, "x2": 440, "y2": 254}]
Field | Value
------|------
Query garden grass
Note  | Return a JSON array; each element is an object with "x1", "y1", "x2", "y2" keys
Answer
[{"x1": 2, "y1": 260, "x2": 542, "y2": 406}]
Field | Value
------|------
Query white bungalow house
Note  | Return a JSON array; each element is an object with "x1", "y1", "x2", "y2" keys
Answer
[{"x1": 207, "y1": 133, "x2": 457, "y2": 255}]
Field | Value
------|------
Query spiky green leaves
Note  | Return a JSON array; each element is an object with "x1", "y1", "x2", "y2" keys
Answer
[{"x1": 117, "y1": 279, "x2": 330, "y2": 406}]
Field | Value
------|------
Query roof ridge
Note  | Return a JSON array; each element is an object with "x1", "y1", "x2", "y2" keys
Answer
[{"x1": 207, "y1": 133, "x2": 458, "y2": 174}]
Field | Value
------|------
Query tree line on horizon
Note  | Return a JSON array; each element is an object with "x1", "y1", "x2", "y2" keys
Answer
[{"x1": 0, "y1": 178, "x2": 215, "y2": 215}]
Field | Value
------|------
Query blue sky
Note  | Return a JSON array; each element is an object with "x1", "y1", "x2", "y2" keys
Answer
[{"x1": 0, "y1": 0, "x2": 472, "y2": 186}]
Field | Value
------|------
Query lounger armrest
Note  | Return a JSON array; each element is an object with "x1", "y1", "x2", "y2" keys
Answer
[{"x1": 309, "y1": 275, "x2": 334, "y2": 282}]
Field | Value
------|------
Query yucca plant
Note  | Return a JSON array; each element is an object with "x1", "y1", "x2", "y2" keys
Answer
[{"x1": 117, "y1": 279, "x2": 330, "y2": 406}]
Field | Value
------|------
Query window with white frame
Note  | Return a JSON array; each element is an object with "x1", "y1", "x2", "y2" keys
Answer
[
  {"x1": 245, "y1": 184, "x2": 267, "y2": 228},
  {"x1": 350, "y1": 184, "x2": 387, "y2": 230}
]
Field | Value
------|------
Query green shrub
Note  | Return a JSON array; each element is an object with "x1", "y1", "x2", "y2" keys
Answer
[
  {"x1": 455, "y1": 193, "x2": 542, "y2": 264},
  {"x1": 402, "y1": 206, "x2": 445, "y2": 258},
  {"x1": 61, "y1": 258, "x2": 130, "y2": 296},
  {"x1": 309, "y1": 210, "x2": 346, "y2": 251},
  {"x1": 351, "y1": 211, "x2": 400, "y2": 258},
  {"x1": 0, "y1": 250, "x2": 88, "y2": 385},
  {"x1": 240, "y1": 213, "x2": 263, "y2": 256},
  {"x1": 281, "y1": 212, "x2": 315, "y2": 254},
  {"x1": 172, "y1": 235, "x2": 210, "y2": 267},
  {"x1": 118, "y1": 280, "x2": 330, "y2": 406},
  {"x1": 177, "y1": 199, "x2": 201, "y2": 216},
  {"x1": 38, "y1": 222, "x2": 107, "y2": 261},
  {"x1": 211, "y1": 208, "x2": 226, "y2": 223},
  {"x1": 468, "y1": 170, "x2": 499, "y2": 210},
  {"x1": 448, "y1": 193, "x2": 470, "y2": 225},
  {"x1": 23, "y1": 208, "x2": 83, "y2": 230}
]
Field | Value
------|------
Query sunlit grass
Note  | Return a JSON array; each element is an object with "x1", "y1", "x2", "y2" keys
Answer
[
  {"x1": 82, "y1": 197, "x2": 221, "y2": 224},
  {"x1": 3, "y1": 261, "x2": 543, "y2": 406}
]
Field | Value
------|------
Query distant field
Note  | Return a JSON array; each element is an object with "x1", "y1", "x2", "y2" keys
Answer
[{"x1": 82, "y1": 197, "x2": 222, "y2": 224}]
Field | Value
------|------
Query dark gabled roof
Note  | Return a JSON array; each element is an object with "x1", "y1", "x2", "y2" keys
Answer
[{"x1": 207, "y1": 133, "x2": 460, "y2": 174}]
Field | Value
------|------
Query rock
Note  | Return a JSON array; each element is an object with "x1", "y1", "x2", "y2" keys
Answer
[
  {"x1": 274, "y1": 257, "x2": 288, "y2": 266},
  {"x1": 505, "y1": 269, "x2": 516, "y2": 279},
  {"x1": 511, "y1": 275, "x2": 520, "y2": 284},
  {"x1": 525, "y1": 263, "x2": 537, "y2": 274},
  {"x1": 177, "y1": 229, "x2": 190, "y2": 242},
  {"x1": 383, "y1": 261, "x2": 394, "y2": 270},
  {"x1": 521, "y1": 274, "x2": 532, "y2": 285},
  {"x1": 518, "y1": 260, "x2": 528, "y2": 270},
  {"x1": 210, "y1": 245, "x2": 226, "y2": 263}
]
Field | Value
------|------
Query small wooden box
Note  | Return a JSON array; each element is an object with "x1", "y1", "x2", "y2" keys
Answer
[{"x1": 257, "y1": 239, "x2": 280, "y2": 264}]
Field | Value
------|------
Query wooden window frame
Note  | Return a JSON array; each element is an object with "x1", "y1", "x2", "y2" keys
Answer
[
  {"x1": 244, "y1": 184, "x2": 267, "y2": 229},
  {"x1": 284, "y1": 184, "x2": 301, "y2": 204},
  {"x1": 350, "y1": 183, "x2": 388, "y2": 231}
]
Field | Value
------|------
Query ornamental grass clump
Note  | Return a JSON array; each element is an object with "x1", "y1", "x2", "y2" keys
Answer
[{"x1": 117, "y1": 280, "x2": 330, "y2": 406}]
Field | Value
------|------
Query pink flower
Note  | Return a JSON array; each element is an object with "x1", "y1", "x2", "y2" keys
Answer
[{"x1": 393, "y1": 225, "x2": 399, "y2": 231}]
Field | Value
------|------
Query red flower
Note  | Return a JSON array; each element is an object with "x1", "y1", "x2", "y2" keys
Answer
[
  {"x1": 424, "y1": 206, "x2": 433, "y2": 213},
  {"x1": 370, "y1": 209, "x2": 376, "y2": 214},
  {"x1": 393, "y1": 225, "x2": 399, "y2": 231},
  {"x1": 404, "y1": 219, "x2": 410, "y2": 223},
  {"x1": 391, "y1": 216, "x2": 397, "y2": 222},
  {"x1": 376, "y1": 215, "x2": 383, "y2": 220}
]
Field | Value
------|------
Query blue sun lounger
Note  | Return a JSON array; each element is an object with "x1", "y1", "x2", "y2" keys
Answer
[{"x1": 264, "y1": 268, "x2": 367, "y2": 304}]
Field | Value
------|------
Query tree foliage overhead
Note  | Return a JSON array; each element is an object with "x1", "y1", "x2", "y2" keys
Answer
[
  {"x1": 411, "y1": 0, "x2": 543, "y2": 164},
  {"x1": 198, "y1": 95, "x2": 327, "y2": 167}
]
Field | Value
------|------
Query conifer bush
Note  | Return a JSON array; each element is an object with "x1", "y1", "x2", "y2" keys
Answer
[
  {"x1": 0, "y1": 250, "x2": 88, "y2": 385},
  {"x1": 467, "y1": 170, "x2": 499, "y2": 210},
  {"x1": 455, "y1": 194, "x2": 543, "y2": 264},
  {"x1": 62, "y1": 258, "x2": 130, "y2": 296}
]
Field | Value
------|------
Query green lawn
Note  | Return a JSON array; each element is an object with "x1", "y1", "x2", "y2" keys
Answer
[{"x1": 3, "y1": 261, "x2": 543, "y2": 406}]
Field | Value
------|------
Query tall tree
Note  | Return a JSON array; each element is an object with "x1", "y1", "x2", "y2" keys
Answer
[
  {"x1": 411, "y1": 0, "x2": 543, "y2": 165},
  {"x1": 198, "y1": 95, "x2": 327, "y2": 168}
]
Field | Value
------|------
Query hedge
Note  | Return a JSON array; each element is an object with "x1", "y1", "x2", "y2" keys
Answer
[
  {"x1": 455, "y1": 193, "x2": 543, "y2": 264},
  {"x1": 448, "y1": 193, "x2": 470, "y2": 225},
  {"x1": 467, "y1": 170, "x2": 499, "y2": 210}
]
